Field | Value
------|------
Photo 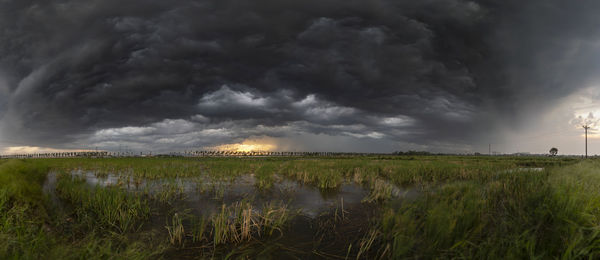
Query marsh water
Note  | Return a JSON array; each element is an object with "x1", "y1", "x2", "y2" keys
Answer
[
  {"x1": 36, "y1": 163, "x2": 553, "y2": 258},
  {"x1": 43, "y1": 169, "x2": 421, "y2": 217},
  {"x1": 41, "y1": 169, "x2": 422, "y2": 258}
]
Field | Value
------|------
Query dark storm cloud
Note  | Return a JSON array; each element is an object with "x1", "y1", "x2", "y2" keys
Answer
[{"x1": 1, "y1": 0, "x2": 600, "y2": 151}]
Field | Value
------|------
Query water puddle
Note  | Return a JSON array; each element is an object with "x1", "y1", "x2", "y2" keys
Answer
[
  {"x1": 42, "y1": 171, "x2": 60, "y2": 206},
  {"x1": 274, "y1": 180, "x2": 368, "y2": 217}
]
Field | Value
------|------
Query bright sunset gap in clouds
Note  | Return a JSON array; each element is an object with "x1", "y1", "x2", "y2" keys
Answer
[{"x1": 206, "y1": 140, "x2": 277, "y2": 152}]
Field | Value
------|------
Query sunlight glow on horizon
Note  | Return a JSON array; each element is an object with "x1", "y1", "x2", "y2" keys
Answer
[{"x1": 207, "y1": 140, "x2": 277, "y2": 152}]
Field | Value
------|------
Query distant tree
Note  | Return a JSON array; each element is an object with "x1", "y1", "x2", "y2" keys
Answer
[
  {"x1": 549, "y1": 147, "x2": 558, "y2": 156},
  {"x1": 393, "y1": 151, "x2": 432, "y2": 156}
]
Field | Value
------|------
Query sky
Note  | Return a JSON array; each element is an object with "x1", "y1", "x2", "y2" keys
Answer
[{"x1": 1, "y1": 0, "x2": 600, "y2": 155}]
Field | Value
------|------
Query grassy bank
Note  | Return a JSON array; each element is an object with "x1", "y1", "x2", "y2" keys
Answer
[
  {"x1": 0, "y1": 159, "x2": 52, "y2": 259},
  {"x1": 364, "y1": 160, "x2": 600, "y2": 259},
  {"x1": 0, "y1": 159, "x2": 164, "y2": 259}
]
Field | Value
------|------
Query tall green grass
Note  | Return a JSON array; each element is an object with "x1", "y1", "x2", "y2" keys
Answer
[
  {"x1": 0, "y1": 159, "x2": 163, "y2": 259},
  {"x1": 362, "y1": 160, "x2": 600, "y2": 259},
  {"x1": 0, "y1": 160, "x2": 53, "y2": 259},
  {"x1": 0, "y1": 159, "x2": 48, "y2": 204},
  {"x1": 55, "y1": 176, "x2": 151, "y2": 234}
]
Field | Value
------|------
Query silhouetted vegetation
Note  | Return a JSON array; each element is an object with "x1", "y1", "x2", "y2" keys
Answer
[{"x1": 392, "y1": 150, "x2": 433, "y2": 155}]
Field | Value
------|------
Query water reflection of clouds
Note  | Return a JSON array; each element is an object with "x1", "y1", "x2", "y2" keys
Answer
[{"x1": 44, "y1": 171, "x2": 416, "y2": 219}]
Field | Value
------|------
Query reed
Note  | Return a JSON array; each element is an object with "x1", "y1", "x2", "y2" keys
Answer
[
  {"x1": 166, "y1": 213, "x2": 185, "y2": 246},
  {"x1": 210, "y1": 201, "x2": 291, "y2": 245},
  {"x1": 191, "y1": 215, "x2": 209, "y2": 243},
  {"x1": 55, "y1": 175, "x2": 151, "y2": 234}
]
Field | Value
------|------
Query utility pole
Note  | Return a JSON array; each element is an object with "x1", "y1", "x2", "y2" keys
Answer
[
  {"x1": 584, "y1": 125, "x2": 590, "y2": 158},
  {"x1": 489, "y1": 143, "x2": 491, "y2": 156}
]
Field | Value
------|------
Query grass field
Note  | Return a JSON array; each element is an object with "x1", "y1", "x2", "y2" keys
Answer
[{"x1": 2, "y1": 155, "x2": 599, "y2": 259}]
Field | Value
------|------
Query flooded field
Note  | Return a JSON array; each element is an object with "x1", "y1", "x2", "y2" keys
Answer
[
  {"x1": 44, "y1": 170, "x2": 376, "y2": 216},
  {"x1": 2, "y1": 155, "x2": 593, "y2": 259},
  {"x1": 41, "y1": 166, "x2": 423, "y2": 258}
]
